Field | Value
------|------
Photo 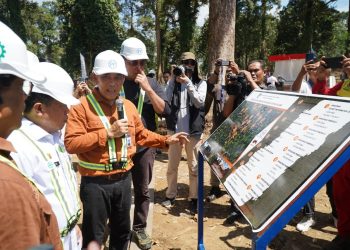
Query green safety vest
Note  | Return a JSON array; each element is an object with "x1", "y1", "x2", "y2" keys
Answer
[
  {"x1": 16, "y1": 129, "x2": 81, "y2": 238},
  {"x1": 80, "y1": 93, "x2": 128, "y2": 171}
]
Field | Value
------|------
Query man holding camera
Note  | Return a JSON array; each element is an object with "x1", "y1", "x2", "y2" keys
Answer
[
  {"x1": 120, "y1": 37, "x2": 171, "y2": 250},
  {"x1": 162, "y1": 52, "x2": 207, "y2": 214},
  {"x1": 205, "y1": 59, "x2": 231, "y2": 203}
]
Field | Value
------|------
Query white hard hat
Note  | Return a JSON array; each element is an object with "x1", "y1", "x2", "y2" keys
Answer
[
  {"x1": 92, "y1": 50, "x2": 128, "y2": 76},
  {"x1": 31, "y1": 62, "x2": 80, "y2": 106},
  {"x1": 120, "y1": 37, "x2": 149, "y2": 61},
  {"x1": 23, "y1": 51, "x2": 40, "y2": 95},
  {"x1": 0, "y1": 21, "x2": 45, "y2": 84}
]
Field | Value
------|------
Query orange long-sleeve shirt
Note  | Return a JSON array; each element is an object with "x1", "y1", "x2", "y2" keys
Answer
[{"x1": 64, "y1": 88, "x2": 168, "y2": 176}]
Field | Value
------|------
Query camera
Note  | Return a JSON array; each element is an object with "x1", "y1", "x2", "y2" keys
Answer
[
  {"x1": 173, "y1": 65, "x2": 193, "y2": 76},
  {"x1": 225, "y1": 72, "x2": 247, "y2": 96},
  {"x1": 215, "y1": 60, "x2": 230, "y2": 67},
  {"x1": 173, "y1": 65, "x2": 185, "y2": 76},
  {"x1": 323, "y1": 57, "x2": 343, "y2": 69}
]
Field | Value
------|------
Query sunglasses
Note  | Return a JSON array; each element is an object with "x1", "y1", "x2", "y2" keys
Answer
[
  {"x1": 127, "y1": 60, "x2": 146, "y2": 67},
  {"x1": 182, "y1": 59, "x2": 196, "y2": 66}
]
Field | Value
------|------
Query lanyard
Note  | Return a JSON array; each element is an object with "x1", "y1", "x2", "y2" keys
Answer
[
  {"x1": 120, "y1": 86, "x2": 145, "y2": 117},
  {"x1": 86, "y1": 93, "x2": 128, "y2": 162}
]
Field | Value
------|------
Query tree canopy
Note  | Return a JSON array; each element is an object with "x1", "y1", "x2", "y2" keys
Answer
[{"x1": 0, "y1": 0, "x2": 347, "y2": 78}]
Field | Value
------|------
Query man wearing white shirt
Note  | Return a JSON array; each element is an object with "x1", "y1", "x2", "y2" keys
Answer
[{"x1": 9, "y1": 62, "x2": 82, "y2": 249}]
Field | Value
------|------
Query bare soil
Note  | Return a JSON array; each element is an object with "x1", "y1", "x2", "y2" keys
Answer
[{"x1": 150, "y1": 118, "x2": 337, "y2": 250}]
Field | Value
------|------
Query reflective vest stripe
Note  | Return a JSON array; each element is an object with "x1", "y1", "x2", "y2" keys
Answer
[
  {"x1": 17, "y1": 129, "x2": 75, "y2": 231},
  {"x1": 79, "y1": 159, "x2": 127, "y2": 171},
  {"x1": 86, "y1": 93, "x2": 128, "y2": 163},
  {"x1": 120, "y1": 86, "x2": 145, "y2": 117},
  {"x1": 86, "y1": 94, "x2": 117, "y2": 162}
]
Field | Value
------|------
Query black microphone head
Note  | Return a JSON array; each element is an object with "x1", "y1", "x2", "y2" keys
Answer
[{"x1": 116, "y1": 98, "x2": 124, "y2": 119}]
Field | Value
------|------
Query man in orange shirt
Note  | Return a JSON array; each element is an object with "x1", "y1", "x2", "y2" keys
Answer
[{"x1": 64, "y1": 50, "x2": 187, "y2": 250}]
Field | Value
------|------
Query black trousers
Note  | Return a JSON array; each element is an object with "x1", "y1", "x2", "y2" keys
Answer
[
  {"x1": 302, "y1": 180, "x2": 337, "y2": 218},
  {"x1": 131, "y1": 147, "x2": 156, "y2": 230},
  {"x1": 80, "y1": 173, "x2": 131, "y2": 250}
]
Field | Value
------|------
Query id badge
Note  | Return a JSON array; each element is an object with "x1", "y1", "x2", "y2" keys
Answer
[{"x1": 126, "y1": 135, "x2": 132, "y2": 147}]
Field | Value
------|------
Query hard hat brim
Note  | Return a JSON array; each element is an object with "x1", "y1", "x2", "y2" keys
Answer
[
  {"x1": 122, "y1": 54, "x2": 149, "y2": 61},
  {"x1": 0, "y1": 62, "x2": 46, "y2": 84},
  {"x1": 32, "y1": 85, "x2": 80, "y2": 106},
  {"x1": 93, "y1": 68, "x2": 128, "y2": 77}
]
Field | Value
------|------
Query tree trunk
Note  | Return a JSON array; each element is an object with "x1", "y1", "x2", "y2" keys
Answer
[
  {"x1": 207, "y1": 0, "x2": 236, "y2": 72},
  {"x1": 155, "y1": 0, "x2": 164, "y2": 83},
  {"x1": 260, "y1": 0, "x2": 267, "y2": 59}
]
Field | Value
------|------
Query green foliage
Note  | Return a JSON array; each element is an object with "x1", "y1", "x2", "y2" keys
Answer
[
  {"x1": 193, "y1": 18, "x2": 209, "y2": 74},
  {"x1": 318, "y1": 11, "x2": 348, "y2": 57},
  {"x1": 24, "y1": 1, "x2": 63, "y2": 64},
  {"x1": 274, "y1": 0, "x2": 341, "y2": 55},
  {"x1": 0, "y1": 1, "x2": 63, "y2": 64},
  {"x1": 119, "y1": 0, "x2": 156, "y2": 71},
  {"x1": 4, "y1": 0, "x2": 27, "y2": 41},
  {"x1": 235, "y1": 0, "x2": 279, "y2": 69},
  {"x1": 63, "y1": 0, "x2": 125, "y2": 78}
]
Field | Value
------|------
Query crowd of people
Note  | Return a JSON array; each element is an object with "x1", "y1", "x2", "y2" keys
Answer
[{"x1": 0, "y1": 19, "x2": 349, "y2": 250}]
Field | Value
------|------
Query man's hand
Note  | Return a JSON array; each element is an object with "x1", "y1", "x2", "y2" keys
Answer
[
  {"x1": 342, "y1": 55, "x2": 350, "y2": 77},
  {"x1": 75, "y1": 225, "x2": 83, "y2": 248},
  {"x1": 239, "y1": 70, "x2": 259, "y2": 89},
  {"x1": 165, "y1": 132, "x2": 189, "y2": 145},
  {"x1": 73, "y1": 81, "x2": 91, "y2": 98},
  {"x1": 107, "y1": 119, "x2": 129, "y2": 138},
  {"x1": 135, "y1": 71, "x2": 152, "y2": 92},
  {"x1": 228, "y1": 61, "x2": 240, "y2": 74},
  {"x1": 176, "y1": 74, "x2": 190, "y2": 84}
]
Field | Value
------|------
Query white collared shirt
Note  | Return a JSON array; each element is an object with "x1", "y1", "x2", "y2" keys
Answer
[{"x1": 8, "y1": 118, "x2": 80, "y2": 236}]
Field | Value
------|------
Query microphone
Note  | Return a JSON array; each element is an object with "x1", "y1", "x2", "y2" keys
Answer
[
  {"x1": 116, "y1": 97, "x2": 127, "y2": 139},
  {"x1": 116, "y1": 97, "x2": 124, "y2": 120}
]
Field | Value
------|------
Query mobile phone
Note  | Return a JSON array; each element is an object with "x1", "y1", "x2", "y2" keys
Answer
[
  {"x1": 323, "y1": 57, "x2": 343, "y2": 69},
  {"x1": 305, "y1": 52, "x2": 316, "y2": 63}
]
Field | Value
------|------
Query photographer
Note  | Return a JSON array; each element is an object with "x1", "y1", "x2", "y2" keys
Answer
[
  {"x1": 162, "y1": 52, "x2": 207, "y2": 214},
  {"x1": 205, "y1": 58, "x2": 231, "y2": 202}
]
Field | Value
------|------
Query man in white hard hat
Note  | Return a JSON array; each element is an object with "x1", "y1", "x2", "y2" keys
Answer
[
  {"x1": 64, "y1": 50, "x2": 188, "y2": 250},
  {"x1": 120, "y1": 37, "x2": 171, "y2": 249},
  {"x1": 0, "y1": 21, "x2": 62, "y2": 249},
  {"x1": 8, "y1": 62, "x2": 82, "y2": 250}
]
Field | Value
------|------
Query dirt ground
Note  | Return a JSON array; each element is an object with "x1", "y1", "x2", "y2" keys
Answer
[
  {"x1": 151, "y1": 151, "x2": 337, "y2": 250},
  {"x1": 150, "y1": 118, "x2": 338, "y2": 250}
]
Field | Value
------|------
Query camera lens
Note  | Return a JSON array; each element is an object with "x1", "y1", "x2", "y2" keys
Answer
[{"x1": 173, "y1": 66, "x2": 184, "y2": 76}]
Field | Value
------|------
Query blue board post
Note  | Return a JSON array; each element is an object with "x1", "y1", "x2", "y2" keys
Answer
[{"x1": 198, "y1": 152, "x2": 205, "y2": 250}]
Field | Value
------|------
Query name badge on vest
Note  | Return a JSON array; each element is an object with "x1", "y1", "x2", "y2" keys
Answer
[
  {"x1": 126, "y1": 135, "x2": 132, "y2": 147},
  {"x1": 47, "y1": 160, "x2": 60, "y2": 170}
]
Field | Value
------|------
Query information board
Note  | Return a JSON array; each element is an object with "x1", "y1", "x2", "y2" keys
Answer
[{"x1": 199, "y1": 90, "x2": 350, "y2": 232}]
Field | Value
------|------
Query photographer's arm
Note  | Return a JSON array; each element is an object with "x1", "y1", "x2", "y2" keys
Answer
[
  {"x1": 240, "y1": 70, "x2": 260, "y2": 90},
  {"x1": 186, "y1": 79, "x2": 207, "y2": 108},
  {"x1": 291, "y1": 66, "x2": 307, "y2": 92}
]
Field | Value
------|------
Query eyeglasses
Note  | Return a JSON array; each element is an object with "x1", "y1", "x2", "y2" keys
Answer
[
  {"x1": 127, "y1": 60, "x2": 146, "y2": 67},
  {"x1": 182, "y1": 59, "x2": 196, "y2": 66}
]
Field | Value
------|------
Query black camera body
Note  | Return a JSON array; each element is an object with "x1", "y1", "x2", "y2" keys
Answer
[
  {"x1": 225, "y1": 72, "x2": 247, "y2": 96},
  {"x1": 173, "y1": 65, "x2": 193, "y2": 76}
]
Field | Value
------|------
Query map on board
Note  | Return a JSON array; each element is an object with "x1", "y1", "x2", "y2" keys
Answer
[{"x1": 200, "y1": 90, "x2": 350, "y2": 231}]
